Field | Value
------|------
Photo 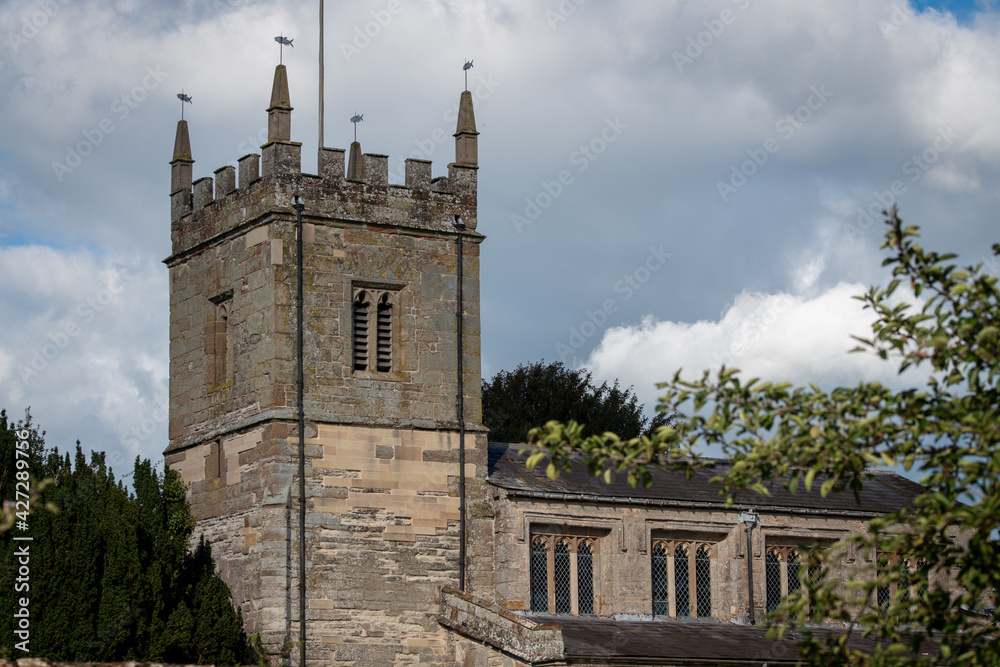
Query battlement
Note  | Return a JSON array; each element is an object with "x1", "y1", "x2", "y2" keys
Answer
[{"x1": 167, "y1": 65, "x2": 479, "y2": 261}]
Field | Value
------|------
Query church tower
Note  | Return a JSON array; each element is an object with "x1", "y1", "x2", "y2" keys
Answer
[{"x1": 163, "y1": 65, "x2": 491, "y2": 666}]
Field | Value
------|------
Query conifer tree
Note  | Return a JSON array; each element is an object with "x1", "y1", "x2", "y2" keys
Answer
[{"x1": 0, "y1": 410, "x2": 251, "y2": 664}]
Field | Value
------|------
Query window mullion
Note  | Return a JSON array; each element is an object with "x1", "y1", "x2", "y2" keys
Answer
[
  {"x1": 688, "y1": 548, "x2": 697, "y2": 618},
  {"x1": 570, "y1": 539, "x2": 579, "y2": 616},
  {"x1": 667, "y1": 548, "x2": 676, "y2": 617},
  {"x1": 547, "y1": 539, "x2": 556, "y2": 613},
  {"x1": 780, "y1": 549, "x2": 789, "y2": 598}
]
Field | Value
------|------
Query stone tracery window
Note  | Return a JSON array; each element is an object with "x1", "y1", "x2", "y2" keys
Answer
[
  {"x1": 876, "y1": 553, "x2": 930, "y2": 612},
  {"x1": 765, "y1": 545, "x2": 822, "y2": 612},
  {"x1": 529, "y1": 534, "x2": 597, "y2": 615},
  {"x1": 765, "y1": 546, "x2": 802, "y2": 611},
  {"x1": 651, "y1": 539, "x2": 715, "y2": 618}
]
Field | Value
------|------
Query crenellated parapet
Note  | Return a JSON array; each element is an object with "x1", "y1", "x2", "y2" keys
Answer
[{"x1": 167, "y1": 63, "x2": 479, "y2": 262}]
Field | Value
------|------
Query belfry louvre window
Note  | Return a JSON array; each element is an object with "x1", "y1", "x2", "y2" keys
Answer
[
  {"x1": 529, "y1": 535, "x2": 596, "y2": 615},
  {"x1": 651, "y1": 539, "x2": 715, "y2": 618},
  {"x1": 376, "y1": 294, "x2": 392, "y2": 371},
  {"x1": 352, "y1": 288, "x2": 396, "y2": 372},
  {"x1": 352, "y1": 292, "x2": 370, "y2": 371}
]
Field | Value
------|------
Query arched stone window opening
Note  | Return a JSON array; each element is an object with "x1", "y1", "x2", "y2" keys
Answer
[
  {"x1": 206, "y1": 292, "x2": 233, "y2": 390},
  {"x1": 554, "y1": 540, "x2": 572, "y2": 614},
  {"x1": 651, "y1": 543, "x2": 669, "y2": 617},
  {"x1": 530, "y1": 537, "x2": 548, "y2": 613},
  {"x1": 577, "y1": 541, "x2": 594, "y2": 615},
  {"x1": 652, "y1": 539, "x2": 716, "y2": 619},
  {"x1": 787, "y1": 549, "x2": 801, "y2": 595},
  {"x1": 765, "y1": 549, "x2": 782, "y2": 612},
  {"x1": 876, "y1": 553, "x2": 932, "y2": 613},
  {"x1": 674, "y1": 544, "x2": 690, "y2": 617},
  {"x1": 695, "y1": 545, "x2": 712, "y2": 618},
  {"x1": 528, "y1": 533, "x2": 601, "y2": 616}
]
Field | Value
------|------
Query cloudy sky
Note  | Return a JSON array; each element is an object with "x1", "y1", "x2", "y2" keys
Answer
[{"x1": 1, "y1": 0, "x2": 998, "y2": 473}]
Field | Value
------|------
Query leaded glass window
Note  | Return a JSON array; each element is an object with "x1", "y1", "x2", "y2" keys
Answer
[
  {"x1": 651, "y1": 544, "x2": 669, "y2": 616},
  {"x1": 530, "y1": 537, "x2": 548, "y2": 612},
  {"x1": 652, "y1": 540, "x2": 715, "y2": 619},
  {"x1": 915, "y1": 558, "x2": 929, "y2": 600},
  {"x1": 554, "y1": 540, "x2": 571, "y2": 613},
  {"x1": 674, "y1": 544, "x2": 690, "y2": 617},
  {"x1": 876, "y1": 553, "x2": 933, "y2": 612},
  {"x1": 529, "y1": 534, "x2": 599, "y2": 616},
  {"x1": 695, "y1": 546, "x2": 712, "y2": 618},
  {"x1": 787, "y1": 549, "x2": 801, "y2": 594},
  {"x1": 877, "y1": 554, "x2": 892, "y2": 612},
  {"x1": 578, "y1": 541, "x2": 594, "y2": 615},
  {"x1": 765, "y1": 549, "x2": 782, "y2": 612}
]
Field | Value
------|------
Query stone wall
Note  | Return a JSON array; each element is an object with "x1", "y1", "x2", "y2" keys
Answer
[{"x1": 489, "y1": 489, "x2": 877, "y2": 622}]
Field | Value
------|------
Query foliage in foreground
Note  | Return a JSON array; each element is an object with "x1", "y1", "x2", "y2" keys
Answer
[
  {"x1": 0, "y1": 411, "x2": 251, "y2": 664},
  {"x1": 526, "y1": 210, "x2": 1000, "y2": 665},
  {"x1": 482, "y1": 360, "x2": 668, "y2": 443}
]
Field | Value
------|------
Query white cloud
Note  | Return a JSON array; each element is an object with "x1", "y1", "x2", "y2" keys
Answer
[
  {"x1": 1, "y1": 0, "x2": 998, "y2": 470},
  {"x1": 584, "y1": 281, "x2": 926, "y2": 413},
  {"x1": 0, "y1": 244, "x2": 168, "y2": 468}
]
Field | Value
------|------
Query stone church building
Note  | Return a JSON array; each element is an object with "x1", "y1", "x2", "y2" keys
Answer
[{"x1": 162, "y1": 63, "x2": 931, "y2": 666}]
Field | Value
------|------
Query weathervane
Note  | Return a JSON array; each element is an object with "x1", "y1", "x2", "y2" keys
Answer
[
  {"x1": 274, "y1": 33, "x2": 294, "y2": 64},
  {"x1": 177, "y1": 91, "x2": 192, "y2": 120},
  {"x1": 350, "y1": 112, "x2": 364, "y2": 142},
  {"x1": 463, "y1": 59, "x2": 474, "y2": 91}
]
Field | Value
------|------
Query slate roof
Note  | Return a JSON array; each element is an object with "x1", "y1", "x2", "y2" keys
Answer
[
  {"x1": 487, "y1": 441, "x2": 927, "y2": 515},
  {"x1": 539, "y1": 615, "x2": 895, "y2": 664}
]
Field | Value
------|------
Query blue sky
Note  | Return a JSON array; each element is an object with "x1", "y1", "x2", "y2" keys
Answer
[
  {"x1": 919, "y1": 0, "x2": 993, "y2": 21},
  {"x1": 1, "y1": 0, "x2": 999, "y2": 473}
]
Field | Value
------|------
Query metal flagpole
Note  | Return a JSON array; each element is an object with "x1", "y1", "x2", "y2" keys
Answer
[{"x1": 319, "y1": 0, "x2": 325, "y2": 150}]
